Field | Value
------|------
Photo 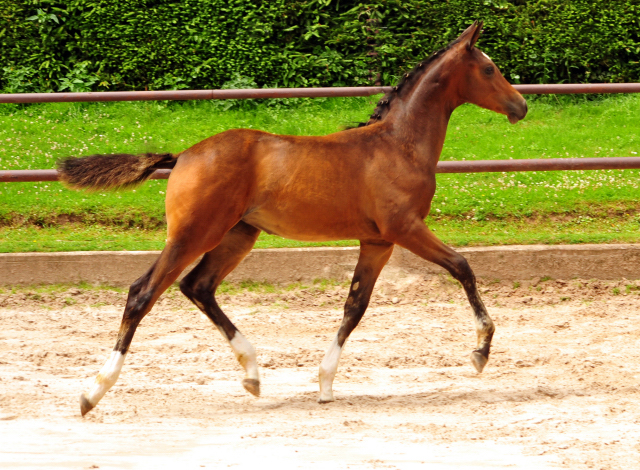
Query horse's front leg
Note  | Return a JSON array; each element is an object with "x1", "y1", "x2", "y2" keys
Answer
[
  {"x1": 318, "y1": 241, "x2": 394, "y2": 403},
  {"x1": 389, "y1": 220, "x2": 495, "y2": 372}
]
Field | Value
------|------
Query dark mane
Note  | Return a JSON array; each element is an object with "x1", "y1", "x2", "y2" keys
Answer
[{"x1": 351, "y1": 38, "x2": 461, "y2": 128}]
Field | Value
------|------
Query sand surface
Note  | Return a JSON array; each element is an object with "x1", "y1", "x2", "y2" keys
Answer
[{"x1": 1, "y1": 275, "x2": 640, "y2": 469}]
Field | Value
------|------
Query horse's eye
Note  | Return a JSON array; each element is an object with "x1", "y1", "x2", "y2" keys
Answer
[{"x1": 484, "y1": 65, "x2": 494, "y2": 76}]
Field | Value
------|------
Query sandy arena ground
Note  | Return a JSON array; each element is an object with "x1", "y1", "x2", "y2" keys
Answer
[{"x1": 1, "y1": 274, "x2": 640, "y2": 469}]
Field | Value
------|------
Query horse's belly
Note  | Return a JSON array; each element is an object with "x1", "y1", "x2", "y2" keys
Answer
[{"x1": 242, "y1": 210, "x2": 369, "y2": 242}]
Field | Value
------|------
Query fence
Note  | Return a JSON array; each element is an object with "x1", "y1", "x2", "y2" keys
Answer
[
  {"x1": 1, "y1": 83, "x2": 639, "y2": 183},
  {"x1": 2, "y1": 83, "x2": 640, "y2": 104}
]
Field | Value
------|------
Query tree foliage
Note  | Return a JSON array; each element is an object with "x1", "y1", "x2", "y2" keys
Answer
[{"x1": 1, "y1": 0, "x2": 639, "y2": 92}]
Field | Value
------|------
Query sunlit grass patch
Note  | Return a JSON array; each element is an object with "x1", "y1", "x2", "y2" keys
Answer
[
  {"x1": 429, "y1": 209, "x2": 640, "y2": 246},
  {"x1": 0, "y1": 225, "x2": 167, "y2": 252},
  {"x1": 0, "y1": 225, "x2": 357, "y2": 252}
]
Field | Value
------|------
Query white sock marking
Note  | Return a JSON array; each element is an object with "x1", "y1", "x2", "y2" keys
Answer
[
  {"x1": 84, "y1": 351, "x2": 125, "y2": 407},
  {"x1": 205, "y1": 318, "x2": 259, "y2": 383},
  {"x1": 319, "y1": 337, "x2": 343, "y2": 402},
  {"x1": 230, "y1": 332, "x2": 259, "y2": 381}
]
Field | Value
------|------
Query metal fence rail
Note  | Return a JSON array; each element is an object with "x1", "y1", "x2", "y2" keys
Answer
[
  {"x1": 1, "y1": 83, "x2": 640, "y2": 104},
  {"x1": 3, "y1": 157, "x2": 640, "y2": 183}
]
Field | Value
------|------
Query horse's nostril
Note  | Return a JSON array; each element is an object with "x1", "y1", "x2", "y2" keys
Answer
[{"x1": 515, "y1": 99, "x2": 528, "y2": 119}]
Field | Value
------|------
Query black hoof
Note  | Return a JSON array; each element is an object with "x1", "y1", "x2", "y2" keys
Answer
[
  {"x1": 471, "y1": 350, "x2": 489, "y2": 373},
  {"x1": 242, "y1": 378, "x2": 260, "y2": 397},
  {"x1": 80, "y1": 394, "x2": 94, "y2": 417}
]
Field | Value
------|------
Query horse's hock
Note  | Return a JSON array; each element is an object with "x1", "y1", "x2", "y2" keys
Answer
[{"x1": 2, "y1": 244, "x2": 640, "y2": 287}]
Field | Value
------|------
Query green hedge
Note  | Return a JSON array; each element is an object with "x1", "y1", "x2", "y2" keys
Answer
[{"x1": 1, "y1": 0, "x2": 639, "y2": 93}]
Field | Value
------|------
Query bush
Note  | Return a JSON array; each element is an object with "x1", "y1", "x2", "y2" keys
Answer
[{"x1": 1, "y1": 0, "x2": 638, "y2": 92}]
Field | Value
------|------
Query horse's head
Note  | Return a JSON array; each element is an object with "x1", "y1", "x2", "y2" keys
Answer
[{"x1": 449, "y1": 21, "x2": 527, "y2": 124}]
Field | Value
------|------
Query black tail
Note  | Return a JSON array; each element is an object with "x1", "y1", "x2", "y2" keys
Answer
[{"x1": 57, "y1": 153, "x2": 176, "y2": 191}]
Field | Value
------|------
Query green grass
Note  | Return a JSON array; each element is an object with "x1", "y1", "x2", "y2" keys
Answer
[
  {"x1": 0, "y1": 225, "x2": 358, "y2": 252},
  {"x1": 0, "y1": 211, "x2": 636, "y2": 252},
  {"x1": 430, "y1": 212, "x2": 640, "y2": 246},
  {"x1": 1, "y1": 94, "x2": 640, "y2": 252}
]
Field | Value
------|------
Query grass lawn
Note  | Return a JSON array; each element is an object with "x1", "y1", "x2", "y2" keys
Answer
[{"x1": 1, "y1": 94, "x2": 639, "y2": 252}]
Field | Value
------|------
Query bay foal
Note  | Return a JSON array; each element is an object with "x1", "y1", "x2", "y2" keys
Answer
[{"x1": 59, "y1": 22, "x2": 527, "y2": 415}]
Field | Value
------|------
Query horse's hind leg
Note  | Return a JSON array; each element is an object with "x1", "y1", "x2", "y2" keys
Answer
[
  {"x1": 179, "y1": 221, "x2": 262, "y2": 396},
  {"x1": 392, "y1": 221, "x2": 495, "y2": 373},
  {"x1": 319, "y1": 241, "x2": 394, "y2": 403},
  {"x1": 80, "y1": 241, "x2": 203, "y2": 416}
]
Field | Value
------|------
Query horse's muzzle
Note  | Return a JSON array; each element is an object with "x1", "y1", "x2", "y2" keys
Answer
[{"x1": 507, "y1": 98, "x2": 528, "y2": 124}]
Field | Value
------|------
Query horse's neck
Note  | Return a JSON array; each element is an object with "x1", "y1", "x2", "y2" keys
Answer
[{"x1": 385, "y1": 66, "x2": 458, "y2": 168}]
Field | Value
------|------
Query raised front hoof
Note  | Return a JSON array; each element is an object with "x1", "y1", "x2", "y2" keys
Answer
[
  {"x1": 80, "y1": 394, "x2": 94, "y2": 417},
  {"x1": 242, "y1": 378, "x2": 260, "y2": 397},
  {"x1": 471, "y1": 350, "x2": 489, "y2": 373}
]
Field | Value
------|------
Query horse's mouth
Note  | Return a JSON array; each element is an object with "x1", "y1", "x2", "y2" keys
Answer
[{"x1": 507, "y1": 99, "x2": 528, "y2": 124}]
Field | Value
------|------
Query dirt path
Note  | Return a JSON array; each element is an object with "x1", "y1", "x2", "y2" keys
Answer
[{"x1": 1, "y1": 276, "x2": 640, "y2": 469}]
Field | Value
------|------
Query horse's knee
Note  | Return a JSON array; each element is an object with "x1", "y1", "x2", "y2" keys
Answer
[
  {"x1": 126, "y1": 268, "x2": 152, "y2": 300},
  {"x1": 124, "y1": 270, "x2": 154, "y2": 314},
  {"x1": 124, "y1": 290, "x2": 153, "y2": 320}
]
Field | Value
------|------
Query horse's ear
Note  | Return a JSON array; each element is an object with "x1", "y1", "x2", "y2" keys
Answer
[{"x1": 458, "y1": 21, "x2": 483, "y2": 50}]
